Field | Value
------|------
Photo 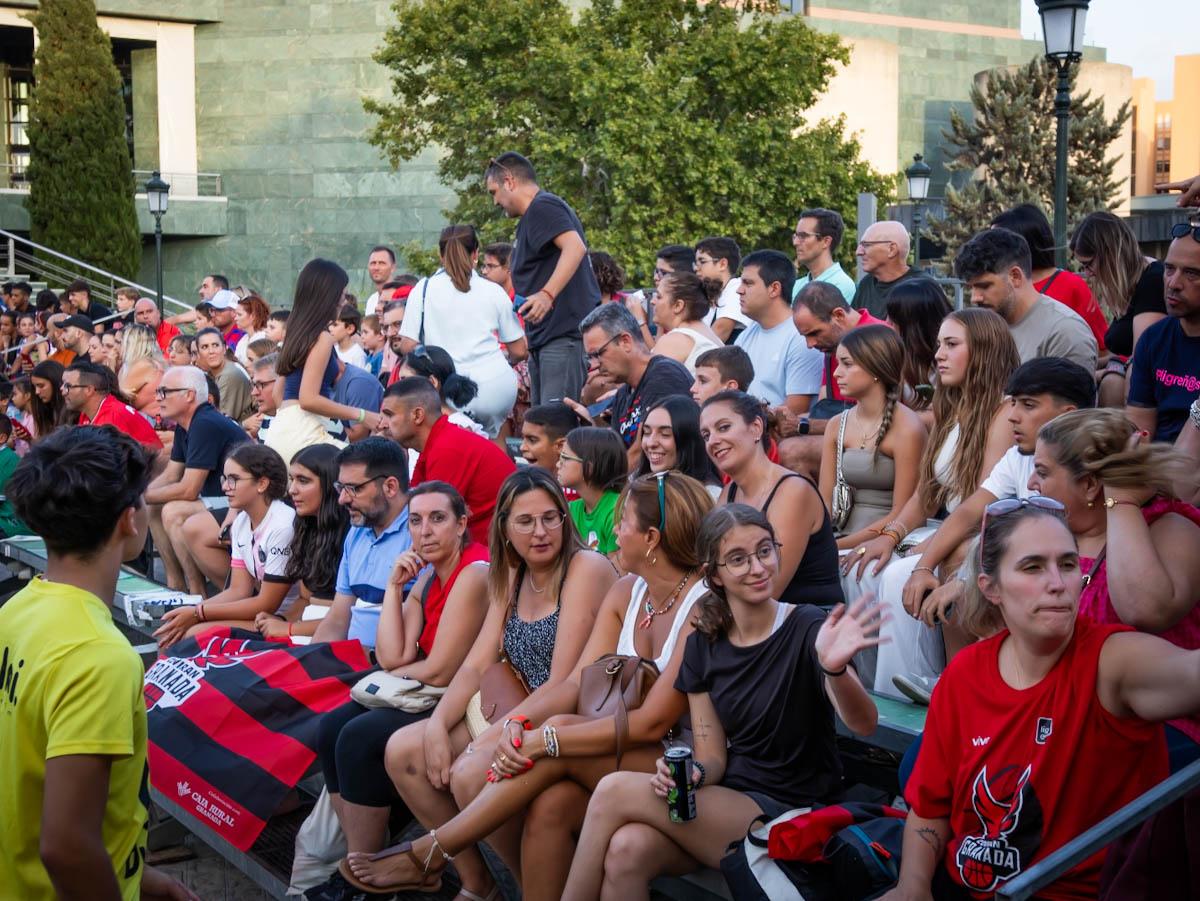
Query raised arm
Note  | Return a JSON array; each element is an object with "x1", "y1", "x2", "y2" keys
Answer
[
  {"x1": 1098, "y1": 630, "x2": 1200, "y2": 724},
  {"x1": 1103, "y1": 497, "x2": 1200, "y2": 632}
]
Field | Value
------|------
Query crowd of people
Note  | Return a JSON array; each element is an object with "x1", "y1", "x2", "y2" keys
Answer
[{"x1": 2, "y1": 155, "x2": 1200, "y2": 901}]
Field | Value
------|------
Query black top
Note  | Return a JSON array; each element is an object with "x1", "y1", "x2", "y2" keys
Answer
[
  {"x1": 850, "y1": 268, "x2": 926, "y2": 320},
  {"x1": 675, "y1": 604, "x2": 842, "y2": 807},
  {"x1": 1104, "y1": 261, "x2": 1166, "y2": 358},
  {"x1": 610, "y1": 355, "x2": 694, "y2": 449},
  {"x1": 729, "y1": 473, "x2": 844, "y2": 607},
  {"x1": 510, "y1": 190, "x2": 600, "y2": 351},
  {"x1": 170, "y1": 402, "x2": 251, "y2": 497},
  {"x1": 81, "y1": 300, "x2": 113, "y2": 328}
]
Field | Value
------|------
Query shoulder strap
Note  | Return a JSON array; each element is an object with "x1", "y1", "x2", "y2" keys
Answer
[
  {"x1": 763, "y1": 473, "x2": 803, "y2": 512},
  {"x1": 1041, "y1": 268, "x2": 1062, "y2": 293},
  {"x1": 500, "y1": 560, "x2": 525, "y2": 658},
  {"x1": 835, "y1": 414, "x2": 849, "y2": 486}
]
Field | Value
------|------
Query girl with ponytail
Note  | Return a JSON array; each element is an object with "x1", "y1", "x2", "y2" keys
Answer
[
  {"x1": 818, "y1": 324, "x2": 927, "y2": 548},
  {"x1": 397, "y1": 224, "x2": 528, "y2": 438}
]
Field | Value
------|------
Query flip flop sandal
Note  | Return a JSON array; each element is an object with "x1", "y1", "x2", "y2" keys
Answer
[
  {"x1": 337, "y1": 846, "x2": 442, "y2": 897},
  {"x1": 457, "y1": 886, "x2": 500, "y2": 901}
]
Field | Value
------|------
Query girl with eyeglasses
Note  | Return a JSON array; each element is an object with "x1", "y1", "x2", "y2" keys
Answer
[
  {"x1": 328, "y1": 469, "x2": 614, "y2": 898},
  {"x1": 1027, "y1": 409, "x2": 1200, "y2": 769},
  {"x1": 562, "y1": 504, "x2": 881, "y2": 899},
  {"x1": 557, "y1": 426, "x2": 628, "y2": 560},
  {"x1": 340, "y1": 473, "x2": 714, "y2": 901},
  {"x1": 881, "y1": 500, "x2": 1200, "y2": 901},
  {"x1": 153, "y1": 443, "x2": 298, "y2": 647},
  {"x1": 700, "y1": 389, "x2": 843, "y2": 607}
]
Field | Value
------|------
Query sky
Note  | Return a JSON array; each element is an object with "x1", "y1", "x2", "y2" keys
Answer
[{"x1": 1019, "y1": 0, "x2": 1194, "y2": 99}]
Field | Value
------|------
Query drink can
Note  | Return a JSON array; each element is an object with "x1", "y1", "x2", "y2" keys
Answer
[{"x1": 664, "y1": 746, "x2": 696, "y2": 823}]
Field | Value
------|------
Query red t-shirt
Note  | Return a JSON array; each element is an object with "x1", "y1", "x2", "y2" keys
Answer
[
  {"x1": 79, "y1": 394, "x2": 163, "y2": 449},
  {"x1": 1035, "y1": 270, "x2": 1107, "y2": 354},
  {"x1": 824, "y1": 309, "x2": 888, "y2": 403},
  {"x1": 156, "y1": 320, "x2": 182, "y2": 352},
  {"x1": 908, "y1": 615, "x2": 1167, "y2": 900},
  {"x1": 411, "y1": 416, "x2": 516, "y2": 545},
  {"x1": 417, "y1": 542, "x2": 489, "y2": 657}
]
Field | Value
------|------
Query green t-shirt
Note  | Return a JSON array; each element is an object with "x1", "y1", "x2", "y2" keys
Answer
[
  {"x1": 0, "y1": 445, "x2": 29, "y2": 537},
  {"x1": 569, "y1": 491, "x2": 620, "y2": 554}
]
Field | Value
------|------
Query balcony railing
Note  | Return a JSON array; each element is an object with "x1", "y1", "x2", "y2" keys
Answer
[{"x1": 0, "y1": 164, "x2": 222, "y2": 197}]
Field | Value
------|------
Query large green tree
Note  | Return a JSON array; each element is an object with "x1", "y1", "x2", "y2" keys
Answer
[
  {"x1": 368, "y1": 0, "x2": 891, "y2": 281},
  {"x1": 26, "y1": 0, "x2": 141, "y2": 279},
  {"x1": 929, "y1": 57, "x2": 1130, "y2": 255}
]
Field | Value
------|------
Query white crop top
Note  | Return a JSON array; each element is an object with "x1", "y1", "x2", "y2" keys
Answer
[{"x1": 616, "y1": 578, "x2": 709, "y2": 670}]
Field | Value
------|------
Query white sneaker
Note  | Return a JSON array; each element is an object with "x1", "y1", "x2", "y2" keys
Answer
[{"x1": 892, "y1": 673, "x2": 938, "y2": 706}]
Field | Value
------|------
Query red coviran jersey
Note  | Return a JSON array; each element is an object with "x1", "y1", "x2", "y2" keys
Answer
[{"x1": 907, "y1": 616, "x2": 1168, "y2": 900}]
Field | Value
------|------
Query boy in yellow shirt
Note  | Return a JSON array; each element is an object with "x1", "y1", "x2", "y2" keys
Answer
[{"x1": 0, "y1": 426, "x2": 196, "y2": 900}]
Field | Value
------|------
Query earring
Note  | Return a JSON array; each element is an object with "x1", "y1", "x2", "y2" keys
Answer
[{"x1": 1087, "y1": 500, "x2": 1095, "y2": 508}]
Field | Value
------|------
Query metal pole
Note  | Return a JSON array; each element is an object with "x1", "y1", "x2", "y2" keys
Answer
[
  {"x1": 1053, "y1": 60, "x2": 1071, "y2": 269},
  {"x1": 154, "y1": 216, "x2": 164, "y2": 317},
  {"x1": 912, "y1": 203, "x2": 923, "y2": 273}
]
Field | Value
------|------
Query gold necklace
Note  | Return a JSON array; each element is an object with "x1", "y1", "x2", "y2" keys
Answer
[
  {"x1": 639, "y1": 570, "x2": 694, "y2": 630},
  {"x1": 527, "y1": 571, "x2": 547, "y2": 594},
  {"x1": 853, "y1": 406, "x2": 883, "y2": 450}
]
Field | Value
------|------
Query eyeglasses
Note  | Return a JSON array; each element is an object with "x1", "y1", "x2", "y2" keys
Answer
[
  {"x1": 655, "y1": 471, "x2": 669, "y2": 530},
  {"x1": 857, "y1": 240, "x2": 896, "y2": 248},
  {"x1": 60, "y1": 382, "x2": 91, "y2": 393},
  {"x1": 508, "y1": 511, "x2": 565, "y2": 534},
  {"x1": 558, "y1": 451, "x2": 584, "y2": 464},
  {"x1": 1073, "y1": 254, "x2": 1096, "y2": 275},
  {"x1": 979, "y1": 496, "x2": 1066, "y2": 561},
  {"x1": 382, "y1": 321, "x2": 402, "y2": 334},
  {"x1": 251, "y1": 378, "x2": 277, "y2": 391},
  {"x1": 1170, "y1": 223, "x2": 1200, "y2": 243},
  {"x1": 220, "y1": 473, "x2": 251, "y2": 487},
  {"x1": 480, "y1": 262, "x2": 503, "y2": 272},
  {"x1": 793, "y1": 230, "x2": 822, "y2": 241},
  {"x1": 333, "y1": 474, "x2": 385, "y2": 497},
  {"x1": 585, "y1": 334, "x2": 621, "y2": 362},
  {"x1": 694, "y1": 256, "x2": 718, "y2": 268},
  {"x1": 716, "y1": 540, "x2": 782, "y2": 576},
  {"x1": 653, "y1": 267, "x2": 672, "y2": 280},
  {"x1": 155, "y1": 386, "x2": 192, "y2": 399}
]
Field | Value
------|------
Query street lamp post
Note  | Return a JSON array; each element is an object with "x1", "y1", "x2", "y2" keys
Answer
[
  {"x1": 905, "y1": 153, "x2": 931, "y2": 271},
  {"x1": 144, "y1": 171, "x2": 170, "y2": 316},
  {"x1": 1036, "y1": 0, "x2": 1090, "y2": 268}
]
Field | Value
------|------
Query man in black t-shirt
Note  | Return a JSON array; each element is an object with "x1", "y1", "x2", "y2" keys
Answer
[
  {"x1": 575, "y1": 303, "x2": 693, "y2": 470},
  {"x1": 485, "y1": 152, "x2": 600, "y2": 405},
  {"x1": 145, "y1": 365, "x2": 248, "y2": 593}
]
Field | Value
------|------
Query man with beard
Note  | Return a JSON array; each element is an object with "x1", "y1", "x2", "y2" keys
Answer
[
  {"x1": 311, "y1": 437, "x2": 413, "y2": 647},
  {"x1": 955, "y1": 227, "x2": 1097, "y2": 371},
  {"x1": 899, "y1": 357, "x2": 1096, "y2": 652},
  {"x1": 382, "y1": 300, "x2": 408, "y2": 386}
]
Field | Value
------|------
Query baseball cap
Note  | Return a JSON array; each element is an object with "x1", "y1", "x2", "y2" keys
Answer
[
  {"x1": 205, "y1": 289, "x2": 240, "y2": 311},
  {"x1": 60, "y1": 314, "x2": 94, "y2": 332}
]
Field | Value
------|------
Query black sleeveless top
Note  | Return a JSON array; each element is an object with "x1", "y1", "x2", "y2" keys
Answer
[{"x1": 729, "y1": 473, "x2": 844, "y2": 608}]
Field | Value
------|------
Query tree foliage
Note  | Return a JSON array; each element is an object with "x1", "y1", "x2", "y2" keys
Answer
[
  {"x1": 929, "y1": 56, "x2": 1130, "y2": 255},
  {"x1": 367, "y1": 0, "x2": 892, "y2": 281},
  {"x1": 26, "y1": 0, "x2": 141, "y2": 279}
]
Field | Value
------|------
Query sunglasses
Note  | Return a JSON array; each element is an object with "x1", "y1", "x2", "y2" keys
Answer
[
  {"x1": 1170, "y1": 223, "x2": 1200, "y2": 243},
  {"x1": 979, "y1": 496, "x2": 1066, "y2": 561},
  {"x1": 656, "y1": 471, "x2": 669, "y2": 531}
]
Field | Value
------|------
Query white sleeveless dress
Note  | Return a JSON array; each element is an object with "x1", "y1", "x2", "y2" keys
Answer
[{"x1": 616, "y1": 578, "x2": 709, "y2": 669}]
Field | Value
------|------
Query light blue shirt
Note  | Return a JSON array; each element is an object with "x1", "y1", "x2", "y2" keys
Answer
[
  {"x1": 792, "y1": 262, "x2": 856, "y2": 306},
  {"x1": 734, "y1": 319, "x2": 823, "y2": 405},
  {"x1": 336, "y1": 506, "x2": 413, "y2": 647}
]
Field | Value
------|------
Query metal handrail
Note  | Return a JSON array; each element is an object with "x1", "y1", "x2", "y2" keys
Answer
[
  {"x1": 0, "y1": 164, "x2": 223, "y2": 198},
  {"x1": 995, "y1": 757, "x2": 1200, "y2": 899},
  {"x1": 0, "y1": 227, "x2": 189, "y2": 313}
]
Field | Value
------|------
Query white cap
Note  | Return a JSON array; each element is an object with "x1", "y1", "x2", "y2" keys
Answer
[{"x1": 205, "y1": 289, "x2": 239, "y2": 310}]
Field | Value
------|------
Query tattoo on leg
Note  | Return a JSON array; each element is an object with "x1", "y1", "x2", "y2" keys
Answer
[{"x1": 916, "y1": 826, "x2": 944, "y2": 857}]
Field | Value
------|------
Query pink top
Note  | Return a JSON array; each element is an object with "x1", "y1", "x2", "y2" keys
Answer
[{"x1": 1079, "y1": 497, "x2": 1200, "y2": 742}]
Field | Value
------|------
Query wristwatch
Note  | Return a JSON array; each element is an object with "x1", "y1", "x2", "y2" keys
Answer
[{"x1": 797, "y1": 418, "x2": 810, "y2": 436}]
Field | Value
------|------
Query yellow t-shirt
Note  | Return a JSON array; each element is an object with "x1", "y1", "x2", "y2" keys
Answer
[{"x1": 0, "y1": 577, "x2": 147, "y2": 900}]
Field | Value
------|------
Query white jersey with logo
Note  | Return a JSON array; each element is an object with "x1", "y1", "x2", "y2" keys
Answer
[{"x1": 230, "y1": 499, "x2": 299, "y2": 615}]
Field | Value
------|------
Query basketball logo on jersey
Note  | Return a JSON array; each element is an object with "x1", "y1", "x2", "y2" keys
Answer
[{"x1": 956, "y1": 764, "x2": 1037, "y2": 892}]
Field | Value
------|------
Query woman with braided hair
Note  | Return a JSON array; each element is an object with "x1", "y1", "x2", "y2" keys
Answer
[{"x1": 818, "y1": 324, "x2": 927, "y2": 549}]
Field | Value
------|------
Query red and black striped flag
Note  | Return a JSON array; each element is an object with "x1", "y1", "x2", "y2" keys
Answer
[{"x1": 144, "y1": 628, "x2": 372, "y2": 850}]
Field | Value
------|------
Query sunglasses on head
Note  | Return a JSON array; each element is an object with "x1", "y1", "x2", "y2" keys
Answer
[
  {"x1": 979, "y1": 495, "x2": 1066, "y2": 560},
  {"x1": 1170, "y1": 223, "x2": 1200, "y2": 243}
]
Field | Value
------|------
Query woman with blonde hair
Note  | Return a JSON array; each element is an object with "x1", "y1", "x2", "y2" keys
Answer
[
  {"x1": 1070, "y1": 211, "x2": 1166, "y2": 405},
  {"x1": 648, "y1": 272, "x2": 722, "y2": 373},
  {"x1": 843, "y1": 308, "x2": 1019, "y2": 695},
  {"x1": 818, "y1": 324, "x2": 927, "y2": 548},
  {"x1": 1029, "y1": 408, "x2": 1200, "y2": 767},
  {"x1": 398, "y1": 225, "x2": 528, "y2": 437}
]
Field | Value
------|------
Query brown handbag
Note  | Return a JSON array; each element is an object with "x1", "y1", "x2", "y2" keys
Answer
[
  {"x1": 576, "y1": 653, "x2": 659, "y2": 768},
  {"x1": 476, "y1": 566, "x2": 532, "y2": 724}
]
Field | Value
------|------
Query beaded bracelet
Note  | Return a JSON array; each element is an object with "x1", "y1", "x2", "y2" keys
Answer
[
  {"x1": 543, "y1": 724, "x2": 560, "y2": 758},
  {"x1": 693, "y1": 760, "x2": 707, "y2": 790}
]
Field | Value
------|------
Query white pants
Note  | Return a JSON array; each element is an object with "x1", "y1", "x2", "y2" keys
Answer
[{"x1": 460, "y1": 357, "x2": 518, "y2": 438}]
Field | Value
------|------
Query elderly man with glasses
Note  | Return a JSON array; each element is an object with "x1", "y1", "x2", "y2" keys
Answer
[
  {"x1": 850, "y1": 220, "x2": 924, "y2": 319},
  {"x1": 144, "y1": 365, "x2": 249, "y2": 594}
]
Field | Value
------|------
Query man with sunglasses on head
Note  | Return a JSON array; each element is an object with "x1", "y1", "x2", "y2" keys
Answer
[
  {"x1": 144, "y1": 365, "x2": 249, "y2": 594},
  {"x1": 851, "y1": 220, "x2": 925, "y2": 319},
  {"x1": 311, "y1": 437, "x2": 414, "y2": 648},
  {"x1": 1127, "y1": 223, "x2": 1200, "y2": 443},
  {"x1": 379, "y1": 377, "x2": 514, "y2": 545}
]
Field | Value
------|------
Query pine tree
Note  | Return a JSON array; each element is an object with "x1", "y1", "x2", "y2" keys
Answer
[
  {"x1": 928, "y1": 57, "x2": 1130, "y2": 257},
  {"x1": 25, "y1": 0, "x2": 141, "y2": 280}
]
